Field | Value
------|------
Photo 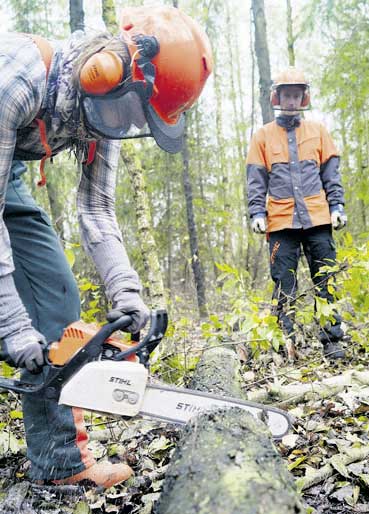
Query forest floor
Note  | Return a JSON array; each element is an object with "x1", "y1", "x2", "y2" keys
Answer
[{"x1": 0, "y1": 330, "x2": 369, "y2": 514}]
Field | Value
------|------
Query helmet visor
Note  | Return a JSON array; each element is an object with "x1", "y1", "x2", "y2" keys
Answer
[
  {"x1": 82, "y1": 81, "x2": 185, "y2": 153},
  {"x1": 82, "y1": 90, "x2": 150, "y2": 140},
  {"x1": 143, "y1": 104, "x2": 185, "y2": 154}
]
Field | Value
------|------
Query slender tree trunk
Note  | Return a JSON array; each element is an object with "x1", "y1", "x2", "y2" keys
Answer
[
  {"x1": 121, "y1": 148, "x2": 167, "y2": 310},
  {"x1": 251, "y1": 0, "x2": 274, "y2": 124},
  {"x1": 286, "y1": 0, "x2": 296, "y2": 66},
  {"x1": 194, "y1": 104, "x2": 218, "y2": 282},
  {"x1": 69, "y1": 0, "x2": 84, "y2": 33},
  {"x1": 46, "y1": 167, "x2": 65, "y2": 242},
  {"x1": 164, "y1": 154, "x2": 173, "y2": 299},
  {"x1": 213, "y1": 49, "x2": 232, "y2": 265},
  {"x1": 101, "y1": 0, "x2": 118, "y2": 33},
  {"x1": 181, "y1": 126, "x2": 207, "y2": 317},
  {"x1": 173, "y1": 0, "x2": 207, "y2": 316}
]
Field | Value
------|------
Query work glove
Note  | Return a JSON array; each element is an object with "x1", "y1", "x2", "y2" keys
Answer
[
  {"x1": 109, "y1": 291, "x2": 150, "y2": 334},
  {"x1": 251, "y1": 215, "x2": 267, "y2": 234},
  {"x1": 330, "y1": 204, "x2": 347, "y2": 230},
  {"x1": 2, "y1": 328, "x2": 46, "y2": 373}
]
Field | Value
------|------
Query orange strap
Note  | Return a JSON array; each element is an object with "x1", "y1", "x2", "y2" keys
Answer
[
  {"x1": 84, "y1": 141, "x2": 97, "y2": 166},
  {"x1": 28, "y1": 34, "x2": 54, "y2": 80},
  {"x1": 23, "y1": 34, "x2": 54, "y2": 186},
  {"x1": 34, "y1": 119, "x2": 52, "y2": 187}
]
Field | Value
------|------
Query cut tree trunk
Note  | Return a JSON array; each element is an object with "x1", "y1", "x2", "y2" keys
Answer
[{"x1": 155, "y1": 347, "x2": 303, "y2": 514}]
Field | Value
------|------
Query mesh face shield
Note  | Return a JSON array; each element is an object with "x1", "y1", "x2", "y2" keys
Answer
[
  {"x1": 82, "y1": 87, "x2": 149, "y2": 140},
  {"x1": 81, "y1": 53, "x2": 185, "y2": 153}
]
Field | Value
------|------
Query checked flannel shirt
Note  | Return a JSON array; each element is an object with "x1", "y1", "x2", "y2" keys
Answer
[{"x1": 0, "y1": 32, "x2": 141, "y2": 320}]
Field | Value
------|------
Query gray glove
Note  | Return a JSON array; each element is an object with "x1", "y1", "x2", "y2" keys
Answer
[
  {"x1": 0, "y1": 273, "x2": 46, "y2": 373},
  {"x1": 111, "y1": 291, "x2": 150, "y2": 334},
  {"x1": 251, "y1": 216, "x2": 267, "y2": 234},
  {"x1": 2, "y1": 328, "x2": 46, "y2": 373},
  {"x1": 331, "y1": 204, "x2": 347, "y2": 230}
]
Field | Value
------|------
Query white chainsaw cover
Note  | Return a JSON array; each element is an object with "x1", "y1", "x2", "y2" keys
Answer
[{"x1": 59, "y1": 361, "x2": 148, "y2": 417}]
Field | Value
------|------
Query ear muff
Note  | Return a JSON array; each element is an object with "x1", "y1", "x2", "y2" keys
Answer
[
  {"x1": 301, "y1": 89, "x2": 310, "y2": 107},
  {"x1": 270, "y1": 88, "x2": 279, "y2": 106},
  {"x1": 80, "y1": 51, "x2": 124, "y2": 95}
]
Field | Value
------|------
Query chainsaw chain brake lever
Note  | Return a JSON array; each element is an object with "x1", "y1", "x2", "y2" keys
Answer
[{"x1": 110, "y1": 309, "x2": 168, "y2": 366}]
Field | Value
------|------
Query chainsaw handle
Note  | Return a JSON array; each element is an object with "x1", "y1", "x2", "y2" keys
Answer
[{"x1": 110, "y1": 309, "x2": 168, "y2": 363}]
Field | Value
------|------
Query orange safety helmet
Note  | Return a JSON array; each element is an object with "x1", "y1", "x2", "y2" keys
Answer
[
  {"x1": 79, "y1": 6, "x2": 213, "y2": 153},
  {"x1": 121, "y1": 6, "x2": 213, "y2": 125},
  {"x1": 270, "y1": 67, "x2": 310, "y2": 108}
]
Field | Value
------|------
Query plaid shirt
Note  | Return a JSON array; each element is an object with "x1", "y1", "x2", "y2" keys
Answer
[{"x1": 0, "y1": 32, "x2": 122, "y2": 277}]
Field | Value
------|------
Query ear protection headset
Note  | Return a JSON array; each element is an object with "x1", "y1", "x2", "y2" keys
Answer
[
  {"x1": 79, "y1": 35, "x2": 160, "y2": 96},
  {"x1": 270, "y1": 85, "x2": 310, "y2": 108}
]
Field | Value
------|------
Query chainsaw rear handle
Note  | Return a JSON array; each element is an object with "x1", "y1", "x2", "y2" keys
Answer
[
  {"x1": 0, "y1": 310, "x2": 167, "y2": 397},
  {"x1": 0, "y1": 314, "x2": 133, "y2": 364}
]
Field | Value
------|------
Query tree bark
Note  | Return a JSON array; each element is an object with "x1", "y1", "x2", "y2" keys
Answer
[
  {"x1": 69, "y1": 0, "x2": 84, "y2": 33},
  {"x1": 101, "y1": 0, "x2": 118, "y2": 33},
  {"x1": 155, "y1": 347, "x2": 303, "y2": 514},
  {"x1": 286, "y1": 0, "x2": 296, "y2": 66},
  {"x1": 251, "y1": 0, "x2": 274, "y2": 124},
  {"x1": 120, "y1": 147, "x2": 167, "y2": 311},
  {"x1": 181, "y1": 126, "x2": 207, "y2": 318}
]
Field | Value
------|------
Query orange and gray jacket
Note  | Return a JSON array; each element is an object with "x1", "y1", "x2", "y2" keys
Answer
[{"x1": 246, "y1": 116, "x2": 344, "y2": 232}]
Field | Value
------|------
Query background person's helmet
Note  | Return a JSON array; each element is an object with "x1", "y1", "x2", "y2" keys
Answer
[{"x1": 270, "y1": 67, "x2": 310, "y2": 109}]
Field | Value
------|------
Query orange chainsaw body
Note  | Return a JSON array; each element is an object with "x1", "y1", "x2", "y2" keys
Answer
[{"x1": 48, "y1": 320, "x2": 137, "y2": 366}]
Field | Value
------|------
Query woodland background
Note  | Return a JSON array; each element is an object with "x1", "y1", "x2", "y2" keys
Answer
[
  {"x1": 1, "y1": 1, "x2": 369, "y2": 513},
  {"x1": 0, "y1": 0, "x2": 368, "y2": 345}
]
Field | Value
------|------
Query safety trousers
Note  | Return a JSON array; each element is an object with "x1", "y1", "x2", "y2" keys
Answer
[
  {"x1": 3, "y1": 161, "x2": 95, "y2": 480},
  {"x1": 268, "y1": 226, "x2": 343, "y2": 345}
]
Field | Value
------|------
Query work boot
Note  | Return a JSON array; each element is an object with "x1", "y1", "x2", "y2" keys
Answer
[
  {"x1": 52, "y1": 461, "x2": 133, "y2": 488},
  {"x1": 323, "y1": 341, "x2": 345, "y2": 360}
]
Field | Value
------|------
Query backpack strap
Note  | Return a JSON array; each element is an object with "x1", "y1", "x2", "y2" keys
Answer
[{"x1": 23, "y1": 34, "x2": 54, "y2": 186}]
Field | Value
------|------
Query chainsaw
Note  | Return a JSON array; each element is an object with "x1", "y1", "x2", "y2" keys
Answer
[{"x1": 0, "y1": 310, "x2": 291, "y2": 439}]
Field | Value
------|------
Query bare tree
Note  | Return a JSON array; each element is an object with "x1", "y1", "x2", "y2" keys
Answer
[
  {"x1": 181, "y1": 126, "x2": 207, "y2": 317},
  {"x1": 69, "y1": 0, "x2": 84, "y2": 33},
  {"x1": 173, "y1": 0, "x2": 207, "y2": 316},
  {"x1": 102, "y1": 0, "x2": 118, "y2": 33},
  {"x1": 251, "y1": 0, "x2": 274, "y2": 124},
  {"x1": 286, "y1": 0, "x2": 296, "y2": 66}
]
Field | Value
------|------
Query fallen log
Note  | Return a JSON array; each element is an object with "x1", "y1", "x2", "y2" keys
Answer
[
  {"x1": 246, "y1": 369, "x2": 369, "y2": 405},
  {"x1": 296, "y1": 445, "x2": 369, "y2": 491},
  {"x1": 155, "y1": 347, "x2": 303, "y2": 514}
]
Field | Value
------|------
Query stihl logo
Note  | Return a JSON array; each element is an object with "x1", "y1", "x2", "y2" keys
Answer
[
  {"x1": 176, "y1": 402, "x2": 203, "y2": 413},
  {"x1": 109, "y1": 376, "x2": 132, "y2": 386}
]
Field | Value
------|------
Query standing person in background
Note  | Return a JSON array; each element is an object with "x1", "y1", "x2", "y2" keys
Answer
[
  {"x1": 246, "y1": 67, "x2": 347, "y2": 361},
  {"x1": 0, "y1": 6, "x2": 213, "y2": 487}
]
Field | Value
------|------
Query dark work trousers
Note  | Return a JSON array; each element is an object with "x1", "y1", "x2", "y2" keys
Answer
[
  {"x1": 3, "y1": 161, "x2": 95, "y2": 480},
  {"x1": 268, "y1": 226, "x2": 343, "y2": 344}
]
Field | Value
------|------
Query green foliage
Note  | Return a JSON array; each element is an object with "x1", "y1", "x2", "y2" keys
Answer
[
  {"x1": 78, "y1": 278, "x2": 104, "y2": 323},
  {"x1": 201, "y1": 262, "x2": 285, "y2": 358}
]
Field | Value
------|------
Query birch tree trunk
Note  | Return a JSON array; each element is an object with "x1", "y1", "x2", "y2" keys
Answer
[
  {"x1": 286, "y1": 0, "x2": 296, "y2": 66},
  {"x1": 120, "y1": 147, "x2": 167, "y2": 310},
  {"x1": 101, "y1": 0, "x2": 118, "y2": 33},
  {"x1": 251, "y1": 0, "x2": 274, "y2": 124}
]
